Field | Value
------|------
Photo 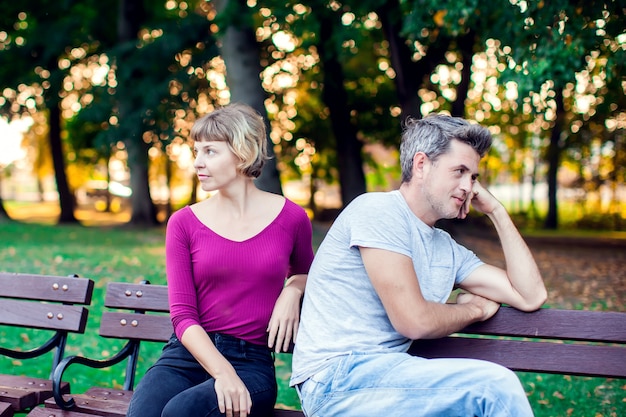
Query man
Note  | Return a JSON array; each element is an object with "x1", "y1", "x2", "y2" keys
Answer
[{"x1": 290, "y1": 114, "x2": 547, "y2": 416}]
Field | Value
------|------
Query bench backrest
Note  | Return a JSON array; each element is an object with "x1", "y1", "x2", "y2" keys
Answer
[
  {"x1": 409, "y1": 306, "x2": 626, "y2": 379},
  {"x1": 95, "y1": 281, "x2": 171, "y2": 390},
  {"x1": 98, "y1": 282, "x2": 626, "y2": 384},
  {"x1": 100, "y1": 281, "x2": 172, "y2": 342},
  {"x1": 0, "y1": 273, "x2": 94, "y2": 372}
]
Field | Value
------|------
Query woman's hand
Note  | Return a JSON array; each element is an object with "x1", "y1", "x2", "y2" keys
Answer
[
  {"x1": 267, "y1": 278, "x2": 305, "y2": 352},
  {"x1": 214, "y1": 368, "x2": 252, "y2": 417}
]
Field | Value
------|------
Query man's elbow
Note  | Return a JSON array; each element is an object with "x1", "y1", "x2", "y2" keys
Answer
[
  {"x1": 394, "y1": 318, "x2": 438, "y2": 340},
  {"x1": 517, "y1": 288, "x2": 548, "y2": 312},
  {"x1": 397, "y1": 326, "x2": 431, "y2": 340}
]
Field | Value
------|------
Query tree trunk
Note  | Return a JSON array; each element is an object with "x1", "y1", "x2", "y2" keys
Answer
[
  {"x1": 451, "y1": 31, "x2": 475, "y2": 118},
  {"x1": 378, "y1": 0, "x2": 452, "y2": 121},
  {"x1": 164, "y1": 156, "x2": 174, "y2": 221},
  {"x1": 544, "y1": 89, "x2": 565, "y2": 230},
  {"x1": 214, "y1": 0, "x2": 282, "y2": 195},
  {"x1": 48, "y1": 103, "x2": 78, "y2": 224},
  {"x1": 317, "y1": 10, "x2": 366, "y2": 206},
  {"x1": 103, "y1": 154, "x2": 112, "y2": 213},
  {"x1": 118, "y1": 0, "x2": 159, "y2": 226},
  {"x1": 377, "y1": 0, "x2": 421, "y2": 120},
  {"x1": 125, "y1": 123, "x2": 158, "y2": 225},
  {"x1": 0, "y1": 174, "x2": 10, "y2": 221},
  {"x1": 189, "y1": 175, "x2": 198, "y2": 205}
]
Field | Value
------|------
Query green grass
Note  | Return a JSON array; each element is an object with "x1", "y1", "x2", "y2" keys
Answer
[{"x1": 1, "y1": 214, "x2": 624, "y2": 416}]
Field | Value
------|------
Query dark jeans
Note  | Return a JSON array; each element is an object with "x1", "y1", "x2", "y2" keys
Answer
[{"x1": 126, "y1": 333, "x2": 277, "y2": 417}]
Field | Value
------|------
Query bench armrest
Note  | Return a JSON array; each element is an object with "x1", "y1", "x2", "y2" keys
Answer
[{"x1": 51, "y1": 339, "x2": 140, "y2": 410}]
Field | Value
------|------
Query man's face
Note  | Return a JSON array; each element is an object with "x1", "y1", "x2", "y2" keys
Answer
[{"x1": 422, "y1": 140, "x2": 481, "y2": 220}]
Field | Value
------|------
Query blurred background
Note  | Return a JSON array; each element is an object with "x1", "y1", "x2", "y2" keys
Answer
[{"x1": 0, "y1": 0, "x2": 624, "y2": 231}]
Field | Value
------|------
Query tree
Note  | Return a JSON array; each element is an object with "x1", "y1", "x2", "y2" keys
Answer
[
  {"x1": 0, "y1": 1, "x2": 109, "y2": 223},
  {"x1": 494, "y1": 0, "x2": 625, "y2": 229},
  {"x1": 116, "y1": 0, "x2": 158, "y2": 225},
  {"x1": 67, "y1": 0, "x2": 218, "y2": 224},
  {"x1": 212, "y1": 0, "x2": 282, "y2": 195},
  {"x1": 315, "y1": 4, "x2": 367, "y2": 205}
]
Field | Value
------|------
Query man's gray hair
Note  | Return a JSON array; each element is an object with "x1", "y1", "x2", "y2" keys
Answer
[{"x1": 399, "y1": 114, "x2": 493, "y2": 183}]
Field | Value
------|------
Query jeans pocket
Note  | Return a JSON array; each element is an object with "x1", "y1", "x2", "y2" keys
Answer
[
  {"x1": 300, "y1": 361, "x2": 342, "y2": 416},
  {"x1": 162, "y1": 333, "x2": 179, "y2": 350}
]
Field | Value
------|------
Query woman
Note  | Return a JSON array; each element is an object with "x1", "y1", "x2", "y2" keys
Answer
[{"x1": 127, "y1": 103, "x2": 314, "y2": 417}]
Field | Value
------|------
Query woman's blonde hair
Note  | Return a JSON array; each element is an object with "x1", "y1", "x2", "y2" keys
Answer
[{"x1": 190, "y1": 103, "x2": 269, "y2": 178}]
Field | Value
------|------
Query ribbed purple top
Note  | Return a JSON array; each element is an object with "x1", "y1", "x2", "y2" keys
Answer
[{"x1": 166, "y1": 199, "x2": 314, "y2": 346}]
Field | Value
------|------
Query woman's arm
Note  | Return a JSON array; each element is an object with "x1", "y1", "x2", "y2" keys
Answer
[
  {"x1": 181, "y1": 325, "x2": 252, "y2": 416},
  {"x1": 267, "y1": 274, "x2": 307, "y2": 352}
]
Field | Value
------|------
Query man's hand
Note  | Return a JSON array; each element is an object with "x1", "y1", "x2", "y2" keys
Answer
[
  {"x1": 458, "y1": 180, "x2": 502, "y2": 219},
  {"x1": 456, "y1": 291, "x2": 500, "y2": 322}
]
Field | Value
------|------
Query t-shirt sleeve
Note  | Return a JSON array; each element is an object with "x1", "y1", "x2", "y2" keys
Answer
[
  {"x1": 346, "y1": 194, "x2": 413, "y2": 258},
  {"x1": 453, "y1": 242, "x2": 484, "y2": 285}
]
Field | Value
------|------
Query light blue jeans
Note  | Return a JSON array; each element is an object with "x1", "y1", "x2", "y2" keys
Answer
[{"x1": 297, "y1": 352, "x2": 533, "y2": 417}]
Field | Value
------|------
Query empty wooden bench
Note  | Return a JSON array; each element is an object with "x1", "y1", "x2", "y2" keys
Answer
[
  {"x1": 29, "y1": 281, "x2": 304, "y2": 417},
  {"x1": 0, "y1": 273, "x2": 94, "y2": 417}
]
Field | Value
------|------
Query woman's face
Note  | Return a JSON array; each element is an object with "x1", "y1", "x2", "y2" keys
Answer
[{"x1": 193, "y1": 140, "x2": 242, "y2": 192}]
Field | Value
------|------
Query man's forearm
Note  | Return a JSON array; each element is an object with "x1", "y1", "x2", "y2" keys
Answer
[
  {"x1": 401, "y1": 294, "x2": 498, "y2": 340},
  {"x1": 487, "y1": 205, "x2": 547, "y2": 311}
]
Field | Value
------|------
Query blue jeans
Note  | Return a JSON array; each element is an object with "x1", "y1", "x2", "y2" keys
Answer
[
  {"x1": 126, "y1": 333, "x2": 277, "y2": 417},
  {"x1": 297, "y1": 352, "x2": 533, "y2": 417}
]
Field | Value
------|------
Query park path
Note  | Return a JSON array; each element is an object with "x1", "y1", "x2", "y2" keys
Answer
[{"x1": 451, "y1": 225, "x2": 626, "y2": 312}]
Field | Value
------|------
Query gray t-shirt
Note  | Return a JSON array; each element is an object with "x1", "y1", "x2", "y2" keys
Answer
[{"x1": 290, "y1": 190, "x2": 483, "y2": 386}]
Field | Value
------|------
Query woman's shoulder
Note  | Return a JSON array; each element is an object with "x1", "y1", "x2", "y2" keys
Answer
[
  {"x1": 280, "y1": 197, "x2": 310, "y2": 219},
  {"x1": 167, "y1": 205, "x2": 197, "y2": 228},
  {"x1": 170, "y1": 205, "x2": 193, "y2": 219}
]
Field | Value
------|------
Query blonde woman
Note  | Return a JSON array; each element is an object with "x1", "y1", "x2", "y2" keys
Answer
[{"x1": 127, "y1": 103, "x2": 314, "y2": 417}]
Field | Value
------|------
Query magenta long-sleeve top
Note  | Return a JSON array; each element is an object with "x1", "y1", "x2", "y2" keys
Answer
[{"x1": 166, "y1": 199, "x2": 314, "y2": 346}]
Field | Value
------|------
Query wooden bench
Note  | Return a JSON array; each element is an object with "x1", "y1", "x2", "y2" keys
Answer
[
  {"x1": 408, "y1": 306, "x2": 626, "y2": 379},
  {"x1": 28, "y1": 281, "x2": 626, "y2": 417},
  {"x1": 0, "y1": 273, "x2": 94, "y2": 417},
  {"x1": 29, "y1": 281, "x2": 304, "y2": 417}
]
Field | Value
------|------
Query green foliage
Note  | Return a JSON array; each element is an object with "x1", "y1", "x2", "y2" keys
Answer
[
  {"x1": 1, "y1": 0, "x2": 624, "y2": 226},
  {"x1": 495, "y1": 0, "x2": 624, "y2": 100}
]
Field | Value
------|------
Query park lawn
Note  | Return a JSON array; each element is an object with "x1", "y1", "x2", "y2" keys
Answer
[{"x1": 1, "y1": 218, "x2": 624, "y2": 416}]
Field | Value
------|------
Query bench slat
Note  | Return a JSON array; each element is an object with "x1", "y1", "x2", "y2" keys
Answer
[
  {"x1": 0, "y1": 402, "x2": 12, "y2": 417},
  {"x1": 26, "y1": 406, "x2": 104, "y2": 417},
  {"x1": 45, "y1": 393, "x2": 129, "y2": 417},
  {"x1": 0, "y1": 375, "x2": 70, "y2": 406},
  {"x1": 0, "y1": 274, "x2": 93, "y2": 304},
  {"x1": 409, "y1": 337, "x2": 626, "y2": 378},
  {"x1": 104, "y1": 283, "x2": 169, "y2": 312},
  {"x1": 99, "y1": 312, "x2": 173, "y2": 342},
  {"x1": 463, "y1": 307, "x2": 626, "y2": 343},
  {"x1": 0, "y1": 300, "x2": 89, "y2": 333},
  {"x1": 0, "y1": 386, "x2": 38, "y2": 411}
]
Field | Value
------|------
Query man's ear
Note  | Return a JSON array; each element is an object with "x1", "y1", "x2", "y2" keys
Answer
[{"x1": 412, "y1": 152, "x2": 428, "y2": 178}]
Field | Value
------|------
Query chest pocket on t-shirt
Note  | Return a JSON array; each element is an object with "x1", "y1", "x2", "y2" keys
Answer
[{"x1": 416, "y1": 262, "x2": 455, "y2": 303}]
